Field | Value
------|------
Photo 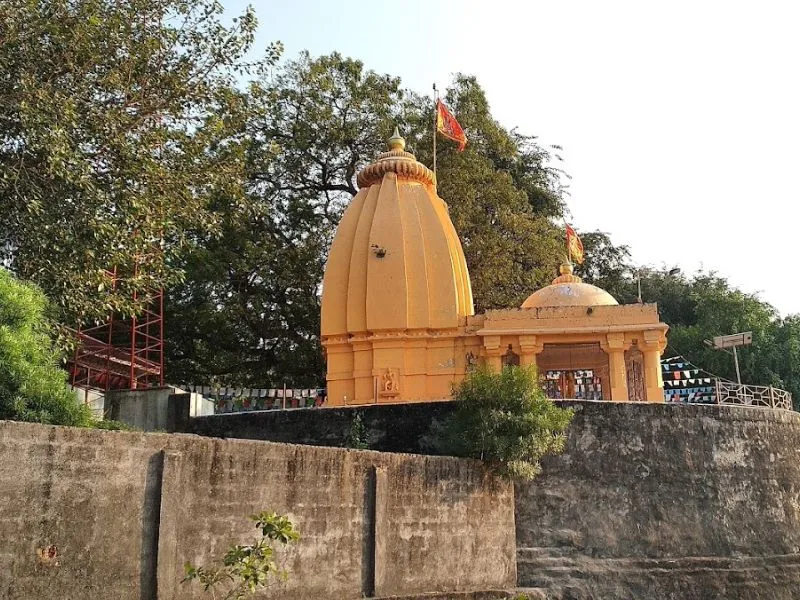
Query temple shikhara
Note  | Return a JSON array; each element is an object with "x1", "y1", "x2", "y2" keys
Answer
[{"x1": 321, "y1": 129, "x2": 668, "y2": 405}]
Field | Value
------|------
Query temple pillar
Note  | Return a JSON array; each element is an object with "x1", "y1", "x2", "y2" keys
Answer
[
  {"x1": 483, "y1": 335, "x2": 503, "y2": 372},
  {"x1": 519, "y1": 335, "x2": 544, "y2": 369},
  {"x1": 643, "y1": 330, "x2": 667, "y2": 402},
  {"x1": 324, "y1": 336, "x2": 355, "y2": 406},
  {"x1": 350, "y1": 337, "x2": 375, "y2": 404},
  {"x1": 603, "y1": 333, "x2": 630, "y2": 401}
]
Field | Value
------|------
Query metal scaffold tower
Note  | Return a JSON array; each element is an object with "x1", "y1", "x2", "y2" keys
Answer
[{"x1": 69, "y1": 265, "x2": 164, "y2": 393}]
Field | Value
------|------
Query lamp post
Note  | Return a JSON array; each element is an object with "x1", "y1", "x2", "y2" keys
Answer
[
  {"x1": 703, "y1": 332, "x2": 752, "y2": 385},
  {"x1": 636, "y1": 270, "x2": 643, "y2": 303}
]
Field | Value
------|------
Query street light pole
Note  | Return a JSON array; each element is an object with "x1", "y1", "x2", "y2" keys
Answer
[
  {"x1": 704, "y1": 332, "x2": 751, "y2": 385},
  {"x1": 732, "y1": 346, "x2": 742, "y2": 384},
  {"x1": 636, "y1": 270, "x2": 643, "y2": 303}
]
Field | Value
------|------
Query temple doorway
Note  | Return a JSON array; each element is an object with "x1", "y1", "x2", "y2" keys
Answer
[
  {"x1": 536, "y1": 343, "x2": 610, "y2": 400},
  {"x1": 502, "y1": 344, "x2": 520, "y2": 367}
]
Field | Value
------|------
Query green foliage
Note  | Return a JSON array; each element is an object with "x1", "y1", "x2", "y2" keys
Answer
[
  {"x1": 0, "y1": 0, "x2": 281, "y2": 324},
  {"x1": 344, "y1": 412, "x2": 369, "y2": 450},
  {"x1": 0, "y1": 269, "x2": 93, "y2": 426},
  {"x1": 403, "y1": 75, "x2": 566, "y2": 311},
  {"x1": 165, "y1": 52, "x2": 402, "y2": 386},
  {"x1": 432, "y1": 366, "x2": 574, "y2": 480},
  {"x1": 91, "y1": 418, "x2": 135, "y2": 431},
  {"x1": 183, "y1": 511, "x2": 299, "y2": 600},
  {"x1": 165, "y1": 59, "x2": 568, "y2": 386},
  {"x1": 574, "y1": 230, "x2": 634, "y2": 299}
]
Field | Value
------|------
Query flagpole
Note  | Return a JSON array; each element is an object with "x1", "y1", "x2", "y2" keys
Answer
[{"x1": 432, "y1": 83, "x2": 438, "y2": 181}]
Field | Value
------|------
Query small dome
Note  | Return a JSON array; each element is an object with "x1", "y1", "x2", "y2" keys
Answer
[{"x1": 521, "y1": 263, "x2": 618, "y2": 309}]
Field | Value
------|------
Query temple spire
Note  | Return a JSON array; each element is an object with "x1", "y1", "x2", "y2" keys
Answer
[{"x1": 388, "y1": 126, "x2": 405, "y2": 151}]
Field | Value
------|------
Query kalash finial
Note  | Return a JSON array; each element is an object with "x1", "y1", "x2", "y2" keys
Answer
[
  {"x1": 357, "y1": 125, "x2": 436, "y2": 188},
  {"x1": 553, "y1": 261, "x2": 582, "y2": 284},
  {"x1": 388, "y1": 126, "x2": 406, "y2": 152}
]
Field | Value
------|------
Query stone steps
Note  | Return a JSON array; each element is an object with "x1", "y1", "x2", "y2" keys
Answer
[{"x1": 516, "y1": 550, "x2": 800, "y2": 599}]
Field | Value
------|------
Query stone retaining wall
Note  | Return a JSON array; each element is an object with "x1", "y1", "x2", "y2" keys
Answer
[
  {"x1": 0, "y1": 420, "x2": 515, "y2": 600},
  {"x1": 516, "y1": 402, "x2": 800, "y2": 599},
  {"x1": 184, "y1": 399, "x2": 800, "y2": 599}
]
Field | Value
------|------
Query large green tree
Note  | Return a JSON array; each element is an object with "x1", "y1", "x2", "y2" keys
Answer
[
  {"x1": 0, "y1": 0, "x2": 281, "y2": 324},
  {"x1": 165, "y1": 52, "x2": 403, "y2": 386},
  {"x1": 403, "y1": 75, "x2": 566, "y2": 311},
  {"x1": 165, "y1": 60, "x2": 569, "y2": 386},
  {"x1": 574, "y1": 230, "x2": 633, "y2": 299}
]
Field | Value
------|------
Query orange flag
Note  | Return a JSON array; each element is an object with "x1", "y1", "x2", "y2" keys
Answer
[
  {"x1": 566, "y1": 224, "x2": 585, "y2": 264},
  {"x1": 436, "y1": 100, "x2": 467, "y2": 151}
]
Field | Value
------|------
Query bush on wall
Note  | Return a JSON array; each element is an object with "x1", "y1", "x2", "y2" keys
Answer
[{"x1": 431, "y1": 365, "x2": 574, "y2": 480}]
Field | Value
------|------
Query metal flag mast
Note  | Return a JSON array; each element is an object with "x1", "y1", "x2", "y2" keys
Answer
[{"x1": 432, "y1": 82, "x2": 439, "y2": 179}]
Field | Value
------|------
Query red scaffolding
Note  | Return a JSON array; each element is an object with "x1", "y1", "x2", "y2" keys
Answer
[{"x1": 69, "y1": 266, "x2": 164, "y2": 392}]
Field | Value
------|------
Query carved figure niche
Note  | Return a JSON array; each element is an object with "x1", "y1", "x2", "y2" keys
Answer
[{"x1": 625, "y1": 345, "x2": 645, "y2": 402}]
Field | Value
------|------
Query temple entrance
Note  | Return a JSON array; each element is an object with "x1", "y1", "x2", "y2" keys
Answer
[
  {"x1": 536, "y1": 343, "x2": 610, "y2": 400},
  {"x1": 502, "y1": 344, "x2": 520, "y2": 367},
  {"x1": 543, "y1": 369, "x2": 603, "y2": 400}
]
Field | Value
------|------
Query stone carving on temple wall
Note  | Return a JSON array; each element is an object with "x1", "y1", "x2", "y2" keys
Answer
[
  {"x1": 465, "y1": 351, "x2": 478, "y2": 372},
  {"x1": 379, "y1": 368, "x2": 400, "y2": 397}
]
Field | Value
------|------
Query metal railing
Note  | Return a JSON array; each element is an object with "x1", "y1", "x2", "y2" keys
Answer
[{"x1": 711, "y1": 380, "x2": 793, "y2": 411}]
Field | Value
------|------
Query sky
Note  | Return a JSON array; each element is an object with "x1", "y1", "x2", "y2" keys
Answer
[{"x1": 226, "y1": 0, "x2": 800, "y2": 315}]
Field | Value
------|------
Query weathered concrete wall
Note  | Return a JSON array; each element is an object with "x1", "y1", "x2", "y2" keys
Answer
[
  {"x1": 0, "y1": 423, "x2": 167, "y2": 600},
  {"x1": 8, "y1": 399, "x2": 800, "y2": 599},
  {"x1": 187, "y1": 400, "x2": 800, "y2": 598},
  {"x1": 106, "y1": 388, "x2": 213, "y2": 431},
  {"x1": 180, "y1": 401, "x2": 457, "y2": 453},
  {"x1": 516, "y1": 402, "x2": 800, "y2": 599},
  {"x1": 0, "y1": 420, "x2": 514, "y2": 600},
  {"x1": 372, "y1": 457, "x2": 514, "y2": 597}
]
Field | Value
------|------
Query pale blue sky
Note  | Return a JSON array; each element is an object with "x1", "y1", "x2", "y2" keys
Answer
[{"x1": 227, "y1": 0, "x2": 800, "y2": 316}]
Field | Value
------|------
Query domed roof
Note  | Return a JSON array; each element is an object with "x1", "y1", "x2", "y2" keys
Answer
[{"x1": 521, "y1": 264, "x2": 618, "y2": 309}]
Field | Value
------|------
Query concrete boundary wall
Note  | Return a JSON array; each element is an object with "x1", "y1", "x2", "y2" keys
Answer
[
  {"x1": 182, "y1": 399, "x2": 800, "y2": 599},
  {"x1": 0, "y1": 421, "x2": 515, "y2": 600},
  {"x1": 516, "y1": 402, "x2": 800, "y2": 599}
]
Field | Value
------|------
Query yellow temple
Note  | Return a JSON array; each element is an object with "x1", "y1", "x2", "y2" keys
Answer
[{"x1": 321, "y1": 130, "x2": 668, "y2": 405}]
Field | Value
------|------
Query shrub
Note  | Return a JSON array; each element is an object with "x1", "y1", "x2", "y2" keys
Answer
[
  {"x1": 432, "y1": 365, "x2": 574, "y2": 480},
  {"x1": 0, "y1": 269, "x2": 92, "y2": 426},
  {"x1": 183, "y1": 511, "x2": 300, "y2": 600},
  {"x1": 91, "y1": 418, "x2": 136, "y2": 431},
  {"x1": 344, "y1": 412, "x2": 369, "y2": 449}
]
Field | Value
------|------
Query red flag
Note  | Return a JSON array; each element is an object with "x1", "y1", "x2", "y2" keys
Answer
[
  {"x1": 566, "y1": 224, "x2": 585, "y2": 264},
  {"x1": 436, "y1": 100, "x2": 467, "y2": 151}
]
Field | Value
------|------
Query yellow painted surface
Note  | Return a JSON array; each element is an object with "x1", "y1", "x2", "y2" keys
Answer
[
  {"x1": 321, "y1": 134, "x2": 669, "y2": 404},
  {"x1": 320, "y1": 132, "x2": 474, "y2": 405}
]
